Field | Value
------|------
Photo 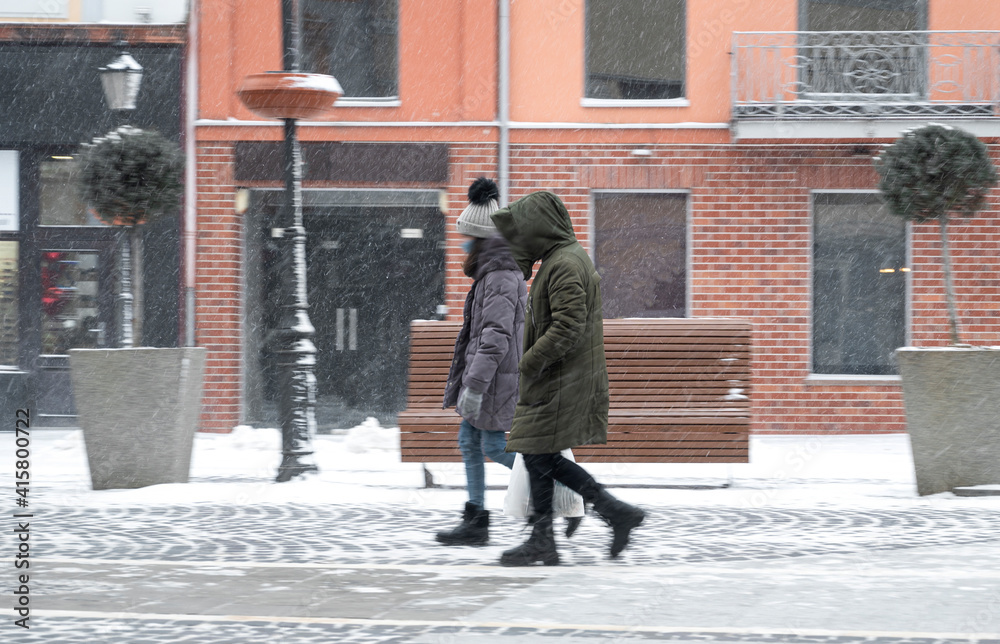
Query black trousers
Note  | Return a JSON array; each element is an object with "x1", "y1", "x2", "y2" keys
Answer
[{"x1": 522, "y1": 452, "x2": 597, "y2": 516}]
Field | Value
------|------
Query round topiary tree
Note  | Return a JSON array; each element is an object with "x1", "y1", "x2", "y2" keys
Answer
[
  {"x1": 78, "y1": 126, "x2": 184, "y2": 346},
  {"x1": 874, "y1": 124, "x2": 998, "y2": 346}
]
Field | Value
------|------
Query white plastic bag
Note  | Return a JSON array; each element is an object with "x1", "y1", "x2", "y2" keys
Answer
[
  {"x1": 503, "y1": 450, "x2": 585, "y2": 518},
  {"x1": 503, "y1": 453, "x2": 532, "y2": 517}
]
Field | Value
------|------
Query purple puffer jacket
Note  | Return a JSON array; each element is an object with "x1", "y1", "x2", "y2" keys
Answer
[{"x1": 442, "y1": 235, "x2": 527, "y2": 431}]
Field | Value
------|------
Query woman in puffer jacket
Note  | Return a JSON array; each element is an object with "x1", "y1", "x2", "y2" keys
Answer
[{"x1": 436, "y1": 177, "x2": 527, "y2": 546}]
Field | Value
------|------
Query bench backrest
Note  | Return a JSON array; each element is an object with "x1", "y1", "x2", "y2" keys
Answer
[{"x1": 406, "y1": 318, "x2": 751, "y2": 414}]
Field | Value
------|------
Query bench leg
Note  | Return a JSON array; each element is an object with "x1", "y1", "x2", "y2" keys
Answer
[{"x1": 423, "y1": 463, "x2": 436, "y2": 489}]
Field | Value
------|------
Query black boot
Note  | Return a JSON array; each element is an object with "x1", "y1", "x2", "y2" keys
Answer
[
  {"x1": 564, "y1": 516, "x2": 583, "y2": 538},
  {"x1": 435, "y1": 502, "x2": 489, "y2": 546},
  {"x1": 499, "y1": 514, "x2": 560, "y2": 566},
  {"x1": 581, "y1": 482, "x2": 645, "y2": 557}
]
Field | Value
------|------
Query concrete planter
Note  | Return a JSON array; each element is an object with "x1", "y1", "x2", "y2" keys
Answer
[
  {"x1": 896, "y1": 347, "x2": 1000, "y2": 496},
  {"x1": 0, "y1": 370, "x2": 31, "y2": 426},
  {"x1": 69, "y1": 347, "x2": 206, "y2": 490}
]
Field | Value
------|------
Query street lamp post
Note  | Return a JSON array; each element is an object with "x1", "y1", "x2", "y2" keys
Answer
[
  {"x1": 238, "y1": 0, "x2": 341, "y2": 482},
  {"x1": 99, "y1": 47, "x2": 143, "y2": 348},
  {"x1": 272, "y1": 0, "x2": 319, "y2": 483}
]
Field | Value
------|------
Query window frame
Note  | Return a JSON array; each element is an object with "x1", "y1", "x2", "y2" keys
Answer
[
  {"x1": 582, "y1": 0, "x2": 688, "y2": 106},
  {"x1": 590, "y1": 188, "x2": 691, "y2": 319},
  {"x1": 807, "y1": 189, "x2": 911, "y2": 383}
]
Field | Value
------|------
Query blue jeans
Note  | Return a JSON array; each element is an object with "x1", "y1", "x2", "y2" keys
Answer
[{"x1": 458, "y1": 419, "x2": 516, "y2": 507}]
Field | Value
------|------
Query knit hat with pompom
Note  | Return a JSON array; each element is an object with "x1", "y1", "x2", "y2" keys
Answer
[{"x1": 456, "y1": 177, "x2": 500, "y2": 238}]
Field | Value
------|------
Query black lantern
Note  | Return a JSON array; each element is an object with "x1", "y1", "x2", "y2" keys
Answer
[{"x1": 100, "y1": 50, "x2": 144, "y2": 112}]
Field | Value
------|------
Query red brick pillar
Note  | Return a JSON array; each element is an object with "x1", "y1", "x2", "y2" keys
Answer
[{"x1": 195, "y1": 143, "x2": 242, "y2": 433}]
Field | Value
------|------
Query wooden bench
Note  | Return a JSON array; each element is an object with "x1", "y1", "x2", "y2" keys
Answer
[{"x1": 399, "y1": 318, "x2": 751, "y2": 464}]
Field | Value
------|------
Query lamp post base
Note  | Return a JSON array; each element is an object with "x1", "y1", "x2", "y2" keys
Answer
[{"x1": 275, "y1": 455, "x2": 319, "y2": 483}]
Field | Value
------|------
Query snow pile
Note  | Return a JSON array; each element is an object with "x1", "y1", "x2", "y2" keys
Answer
[
  {"x1": 228, "y1": 425, "x2": 282, "y2": 451},
  {"x1": 344, "y1": 417, "x2": 399, "y2": 453}
]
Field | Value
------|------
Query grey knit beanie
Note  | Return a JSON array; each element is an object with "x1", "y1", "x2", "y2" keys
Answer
[{"x1": 456, "y1": 177, "x2": 500, "y2": 238}]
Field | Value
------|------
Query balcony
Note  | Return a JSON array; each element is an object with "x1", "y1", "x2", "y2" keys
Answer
[{"x1": 731, "y1": 31, "x2": 1000, "y2": 137}]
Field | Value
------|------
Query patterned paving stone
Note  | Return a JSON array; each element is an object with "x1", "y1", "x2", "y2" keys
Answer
[
  {"x1": 4, "y1": 503, "x2": 998, "y2": 642},
  {"x1": 5, "y1": 504, "x2": 999, "y2": 567},
  {"x1": 9, "y1": 617, "x2": 1000, "y2": 644}
]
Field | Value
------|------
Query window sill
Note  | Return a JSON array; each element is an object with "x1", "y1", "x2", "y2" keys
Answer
[
  {"x1": 334, "y1": 97, "x2": 402, "y2": 108},
  {"x1": 805, "y1": 374, "x2": 901, "y2": 387},
  {"x1": 580, "y1": 97, "x2": 690, "y2": 108}
]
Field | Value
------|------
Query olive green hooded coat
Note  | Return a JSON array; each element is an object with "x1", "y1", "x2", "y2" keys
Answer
[{"x1": 491, "y1": 191, "x2": 609, "y2": 454}]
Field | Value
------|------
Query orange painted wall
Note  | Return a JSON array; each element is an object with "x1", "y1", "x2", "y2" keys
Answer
[
  {"x1": 509, "y1": 0, "x2": 796, "y2": 125},
  {"x1": 198, "y1": 0, "x2": 496, "y2": 125},
  {"x1": 930, "y1": 0, "x2": 1000, "y2": 30},
  {"x1": 197, "y1": 0, "x2": 1000, "y2": 127}
]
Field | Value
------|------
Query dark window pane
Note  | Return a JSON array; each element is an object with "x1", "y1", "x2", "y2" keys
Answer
[
  {"x1": 40, "y1": 158, "x2": 107, "y2": 226},
  {"x1": 813, "y1": 193, "x2": 906, "y2": 375},
  {"x1": 595, "y1": 192, "x2": 686, "y2": 318},
  {"x1": 302, "y1": 0, "x2": 398, "y2": 98},
  {"x1": 804, "y1": 0, "x2": 922, "y2": 31},
  {"x1": 586, "y1": 0, "x2": 685, "y2": 100}
]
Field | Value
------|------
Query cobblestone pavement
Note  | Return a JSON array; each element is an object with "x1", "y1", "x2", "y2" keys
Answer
[
  {"x1": 4, "y1": 503, "x2": 1000, "y2": 643},
  {"x1": 19, "y1": 503, "x2": 1000, "y2": 566},
  {"x1": 15, "y1": 616, "x2": 1000, "y2": 644}
]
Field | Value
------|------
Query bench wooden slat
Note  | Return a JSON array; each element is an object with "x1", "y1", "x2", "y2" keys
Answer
[{"x1": 400, "y1": 318, "x2": 752, "y2": 464}]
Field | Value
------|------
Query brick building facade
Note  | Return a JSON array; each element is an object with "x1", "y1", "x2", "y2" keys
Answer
[{"x1": 192, "y1": 0, "x2": 1000, "y2": 435}]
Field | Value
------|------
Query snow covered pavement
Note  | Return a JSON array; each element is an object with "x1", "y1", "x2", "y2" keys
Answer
[{"x1": 2, "y1": 425, "x2": 999, "y2": 642}]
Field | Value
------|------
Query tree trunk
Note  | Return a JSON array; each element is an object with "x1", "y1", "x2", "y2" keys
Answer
[{"x1": 939, "y1": 216, "x2": 961, "y2": 346}]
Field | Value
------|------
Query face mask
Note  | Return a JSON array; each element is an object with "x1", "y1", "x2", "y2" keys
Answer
[{"x1": 461, "y1": 239, "x2": 476, "y2": 253}]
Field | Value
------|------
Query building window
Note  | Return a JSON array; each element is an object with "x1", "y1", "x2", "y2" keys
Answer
[
  {"x1": 586, "y1": 0, "x2": 685, "y2": 100},
  {"x1": 0, "y1": 0, "x2": 69, "y2": 21},
  {"x1": 812, "y1": 193, "x2": 907, "y2": 375},
  {"x1": 594, "y1": 192, "x2": 686, "y2": 318},
  {"x1": 801, "y1": 0, "x2": 924, "y2": 32},
  {"x1": 39, "y1": 157, "x2": 107, "y2": 227},
  {"x1": 302, "y1": 0, "x2": 398, "y2": 99},
  {"x1": 799, "y1": 1, "x2": 927, "y2": 98},
  {"x1": 0, "y1": 241, "x2": 17, "y2": 366}
]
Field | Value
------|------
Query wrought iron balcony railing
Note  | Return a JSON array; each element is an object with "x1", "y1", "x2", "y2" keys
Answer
[{"x1": 732, "y1": 31, "x2": 1000, "y2": 119}]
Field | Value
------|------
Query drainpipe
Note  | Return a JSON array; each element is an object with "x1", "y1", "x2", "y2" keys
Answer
[
  {"x1": 183, "y1": 0, "x2": 199, "y2": 346},
  {"x1": 498, "y1": 0, "x2": 510, "y2": 207}
]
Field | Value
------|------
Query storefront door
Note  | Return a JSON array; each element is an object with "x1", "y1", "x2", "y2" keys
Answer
[
  {"x1": 22, "y1": 153, "x2": 121, "y2": 426},
  {"x1": 244, "y1": 189, "x2": 446, "y2": 431},
  {"x1": 32, "y1": 235, "x2": 119, "y2": 424}
]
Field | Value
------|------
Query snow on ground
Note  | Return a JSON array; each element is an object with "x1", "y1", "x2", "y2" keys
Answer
[{"x1": 6, "y1": 420, "x2": 1000, "y2": 512}]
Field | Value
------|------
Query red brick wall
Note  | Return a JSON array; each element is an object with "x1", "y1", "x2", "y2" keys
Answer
[
  {"x1": 483, "y1": 141, "x2": 999, "y2": 434},
  {"x1": 195, "y1": 144, "x2": 243, "y2": 433},
  {"x1": 196, "y1": 139, "x2": 1000, "y2": 435},
  {"x1": 446, "y1": 144, "x2": 499, "y2": 318}
]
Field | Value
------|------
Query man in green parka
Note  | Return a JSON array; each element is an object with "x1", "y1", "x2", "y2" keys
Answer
[{"x1": 491, "y1": 191, "x2": 645, "y2": 566}]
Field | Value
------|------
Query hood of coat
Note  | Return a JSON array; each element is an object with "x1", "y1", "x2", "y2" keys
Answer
[
  {"x1": 472, "y1": 234, "x2": 519, "y2": 281},
  {"x1": 490, "y1": 191, "x2": 577, "y2": 280}
]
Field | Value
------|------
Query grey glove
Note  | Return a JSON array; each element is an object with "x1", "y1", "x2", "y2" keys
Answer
[{"x1": 456, "y1": 387, "x2": 484, "y2": 420}]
